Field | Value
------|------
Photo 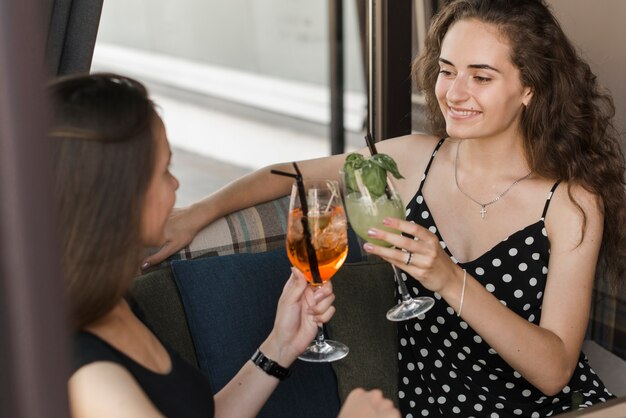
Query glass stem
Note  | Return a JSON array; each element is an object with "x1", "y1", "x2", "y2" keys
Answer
[
  {"x1": 391, "y1": 264, "x2": 413, "y2": 303},
  {"x1": 315, "y1": 325, "x2": 326, "y2": 347}
]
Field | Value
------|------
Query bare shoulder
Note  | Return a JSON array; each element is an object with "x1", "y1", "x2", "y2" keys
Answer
[
  {"x1": 376, "y1": 133, "x2": 442, "y2": 175},
  {"x1": 376, "y1": 133, "x2": 442, "y2": 156},
  {"x1": 69, "y1": 362, "x2": 163, "y2": 418},
  {"x1": 546, "y1": 181, "x2": 604, "y2": 251},
  {"x1": 370, "y1": 134, "x2": 443, "y2": 201}
]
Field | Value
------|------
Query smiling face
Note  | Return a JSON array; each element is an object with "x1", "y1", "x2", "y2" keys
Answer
[
  {"x1": 140, "y1": 116, "x2": 179, "y2": 246},
  {"x1": 435, "y1": 19, "x2": 533, "y2": 141}
]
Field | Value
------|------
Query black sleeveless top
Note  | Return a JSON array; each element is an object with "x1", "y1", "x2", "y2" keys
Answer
[
  {"x1": 73, "y1": 331, "x2": 214, "y2": 418},
  {"x1": 397, "y1": 138, "x2": 613, "y2": 417}
]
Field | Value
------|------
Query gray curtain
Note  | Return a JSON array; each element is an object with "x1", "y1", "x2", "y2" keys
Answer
[
  {"x1": 46, "y1": 0, "x2": 104, "y2": 76},
  {"x1": 1, "y1": 0, "x2": 70, "y2": 416},
  {"x1": 0, "y1": 0, "x2": 105, "y2": 416}
]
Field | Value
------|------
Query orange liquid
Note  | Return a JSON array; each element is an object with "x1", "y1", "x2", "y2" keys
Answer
[{"x1": 286, "y1": 207, "x2": 348, "y2": 285}]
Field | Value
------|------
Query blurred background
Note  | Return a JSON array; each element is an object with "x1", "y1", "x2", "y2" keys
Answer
[{"x1": 91, "y1": 0, "x2": 626, "y2": 206}]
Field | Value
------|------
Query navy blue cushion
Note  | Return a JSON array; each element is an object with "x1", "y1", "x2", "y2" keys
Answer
[{"x1": 171, "y1": 249, "x2": 341, "y2": 418}]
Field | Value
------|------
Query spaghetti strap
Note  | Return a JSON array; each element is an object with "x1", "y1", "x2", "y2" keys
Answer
[
  {"x1": 541, "y1": 181, "x2": 561, "y2": 220},
  {"x1": 417, "y1": 138, "x2": 446, "y2": 194}
]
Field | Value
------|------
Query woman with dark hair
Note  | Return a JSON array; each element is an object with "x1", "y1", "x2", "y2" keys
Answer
[
  {"x1": 51, "y1": 73, "x2": 400, "y2": 418},
  {"x1": 142, "y1": 0, "x2": 626, "y2": 415}
]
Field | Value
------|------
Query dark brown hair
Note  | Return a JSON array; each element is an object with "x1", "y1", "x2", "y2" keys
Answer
[
  {"x1": 49, "y1": 73, "x2": 158, "y2": 328},
  {"x1": 413, "y1": 0, "x2": 626, "y2": 289}
]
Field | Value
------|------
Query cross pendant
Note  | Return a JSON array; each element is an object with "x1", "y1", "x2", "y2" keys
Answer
[{"x1": 480, "y1": 205, "x2": 487, "y2": 219}]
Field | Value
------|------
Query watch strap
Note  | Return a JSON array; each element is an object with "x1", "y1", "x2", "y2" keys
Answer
[{"x1": 250, "y1": 349, "x2": 291, "y2": 381}]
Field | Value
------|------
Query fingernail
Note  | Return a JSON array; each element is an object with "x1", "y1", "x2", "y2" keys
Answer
[
  {"x1": 367, "y1": 228, "x2": 377, "y2": 237},
  {"x1": 382, "y1": 218, "x2": 392, "y2": 226},
  {"x1": 363, "y1": 243, "x2": 374, "y2": 251},
  {"x1": 141, "y1": 262, "x2": 150, "y2": 270}
]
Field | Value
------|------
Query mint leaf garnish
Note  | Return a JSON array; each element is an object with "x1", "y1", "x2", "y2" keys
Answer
[
  {"x1": 343, "y1": 152, "x2": 404, "y2": 200},
  {"x1": 370, "y1": 154, "x2": 404, "y2": 180}
]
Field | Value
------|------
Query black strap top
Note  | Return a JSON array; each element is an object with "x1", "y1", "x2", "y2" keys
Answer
[
  {"x1": 73, "y1": 331, "x2": 214, "y2": 418},
  {"x1": 418, "y1": 138, "x2": 559, "y2": 221},
  {"x1": 396, "y1": 138, "x2": 613, "y2": 417}
]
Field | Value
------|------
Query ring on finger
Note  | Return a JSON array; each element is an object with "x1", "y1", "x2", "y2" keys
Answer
[{"x1": 404, "y1": 251, "x2": 413, "y2": 266}]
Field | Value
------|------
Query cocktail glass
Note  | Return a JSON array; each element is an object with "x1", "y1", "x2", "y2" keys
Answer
[
  {"x1": 342, "y1": 169, "x2": 434, "y2": 321},
  {"x1": 286, "y1": 179, "x2": 350, "y2": 362}
]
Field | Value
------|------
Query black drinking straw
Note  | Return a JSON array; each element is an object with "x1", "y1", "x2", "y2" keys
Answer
[
  {"x1": 270, "y1": 163, "x2": 323, "y2": 285},
  {"x1": 364, "y1": 133, "x2": 393, "y2": 199},
  {"x1": 364, "y1": 132, "x2": 378, "y2": 155}
]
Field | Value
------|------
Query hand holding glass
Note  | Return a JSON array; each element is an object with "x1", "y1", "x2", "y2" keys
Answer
[
  {"x1": 342, "y1": 169, "x2": 434, "y2": 321},
  {"x1": 286, "y1": 179, "x2": 349, "y2": 362}
]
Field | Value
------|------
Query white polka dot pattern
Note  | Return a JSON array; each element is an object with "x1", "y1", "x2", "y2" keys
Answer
[{"x1": 398, "y1": 143, "x2": 612, "y2": 417}]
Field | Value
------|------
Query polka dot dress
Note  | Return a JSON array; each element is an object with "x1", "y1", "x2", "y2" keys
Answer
[{"x1": 398, "y1": 139, "x2": 614, "y2": 417}]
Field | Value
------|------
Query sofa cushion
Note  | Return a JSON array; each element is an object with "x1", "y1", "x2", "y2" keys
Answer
[
  {"x1": 587, "y1": 275, "x2": 626, "y2": 361},
  {"x1": 171, "y1": 248, "x2": 341, "y2": 418},
  {"x1": 325, "y1": 259, "x2": 399, "y2": 407},
  {"x1": 582, "y1": 340, "x2": 626, "y2": 397},
  {"x1": 129, "y1": 266, "x2": 198, "y2": 367}
]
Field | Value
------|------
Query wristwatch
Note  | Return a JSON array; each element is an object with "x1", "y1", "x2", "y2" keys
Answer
[{"x1": 250, "y1": 348, "x2": 291, "y2": 381}]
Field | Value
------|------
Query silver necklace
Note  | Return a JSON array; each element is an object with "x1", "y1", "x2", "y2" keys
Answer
[{"x1": 454, "y1": 141, "x2": 532, "y2": 220}]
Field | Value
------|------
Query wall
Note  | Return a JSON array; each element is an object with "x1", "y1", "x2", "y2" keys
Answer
[{"x1": 549, "y1": 0, "x2": 626, "y2": 150}]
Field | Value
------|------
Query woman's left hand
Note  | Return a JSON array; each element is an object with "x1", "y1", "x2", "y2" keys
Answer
[
  {"x1": 363, "y1": 217, "x2": 459, "y2": 294},
  {"x1": 260, "y1": 268, "x2": 335, "y2": 367}
]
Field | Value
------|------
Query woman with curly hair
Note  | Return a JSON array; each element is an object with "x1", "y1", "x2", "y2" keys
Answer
[{"x1": 144, "y1": 0, "x2": 625, "y2": 415}]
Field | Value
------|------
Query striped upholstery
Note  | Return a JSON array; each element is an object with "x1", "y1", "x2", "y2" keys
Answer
[
  {"x1": 173, "y1": 197, "x2": 291, "y2": 261},
  {"x1": 167, "y1": 195, "x2": 368, "y2": 263},
  {"x1": 587, "y1": 275, "x2": 626, "y2": 360}
]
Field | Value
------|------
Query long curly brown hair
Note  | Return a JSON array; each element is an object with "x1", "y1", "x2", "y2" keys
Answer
[{"x1": 413, "y1": 0, "x2": 626, "y2": 290}]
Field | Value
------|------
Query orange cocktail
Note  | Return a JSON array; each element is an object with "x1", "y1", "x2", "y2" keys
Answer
[{"x1": 286, "y1": 205, "x2": 348, "y2": 285}]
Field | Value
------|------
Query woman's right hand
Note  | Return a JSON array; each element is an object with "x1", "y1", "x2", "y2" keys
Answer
[
  {"x1": 338, "y1": 389, "x2": 400, "y2": 418},
  {"x1": 141, "y1": 206, "x2": 203, "y2": 269},
  {"x1": 260, "y1": 269, "x2": 336, "y2": 367}
]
